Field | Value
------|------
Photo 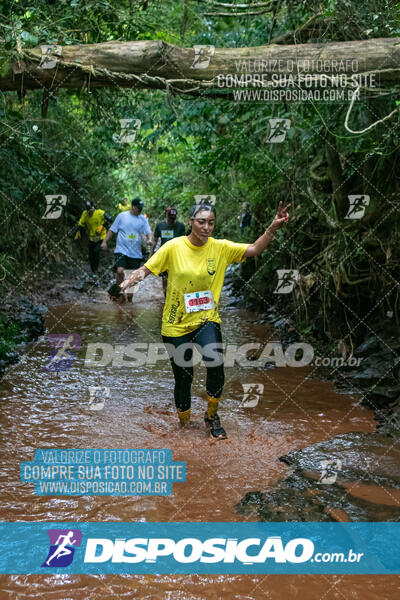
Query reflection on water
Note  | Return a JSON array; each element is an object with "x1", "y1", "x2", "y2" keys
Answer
[{"x1": 0, "y1": 276, "x2": 393, "y2": 598}]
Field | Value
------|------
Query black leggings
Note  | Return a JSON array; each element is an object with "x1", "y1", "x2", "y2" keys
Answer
[{"x1": 162, "y1": 321, "x2": 225, "y2": 413}]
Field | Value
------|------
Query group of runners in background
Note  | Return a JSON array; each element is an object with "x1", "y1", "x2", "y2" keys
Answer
[
  {"x1": 74, "y1": 197, "x2": 290, "y2": 440},
  {"x1": 74, "y1": 197, "x2": 185, "y2": 296}
]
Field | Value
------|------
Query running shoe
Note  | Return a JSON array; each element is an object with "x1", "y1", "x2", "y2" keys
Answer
[
  {"x1": 204, "y1": 411, "x2": 227, "y2": 440},
  {"x1": 107, "y1": 283, "x2": 122, "y2": 299}
]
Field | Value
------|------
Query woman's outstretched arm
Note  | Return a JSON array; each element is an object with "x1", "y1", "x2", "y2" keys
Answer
[
  {"x1": 244, "y1": 201, "x2": 291, "y2": 258},
  {"x1": 119, "y1": 265, "x2": 152, "y2": 291}
]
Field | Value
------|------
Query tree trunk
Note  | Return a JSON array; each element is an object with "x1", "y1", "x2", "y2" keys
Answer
[{"x1": 1, "y1": 37, "x2": 399, "y2": 96}]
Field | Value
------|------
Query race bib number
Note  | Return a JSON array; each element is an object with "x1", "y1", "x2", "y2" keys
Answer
[
  {"x1": 184, "y1": 290, "x2": 215, "y2": 313},
  {"x1": 161, "y1": 230, "x2": 174, "y2": 239},
  {"x1": 127, "y1": 232, "x2": 139, "y2": 241}
]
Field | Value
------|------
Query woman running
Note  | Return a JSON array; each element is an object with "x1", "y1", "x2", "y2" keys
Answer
[{"x1": 120, "y1": 201, "x2": 290, "y2": 440}]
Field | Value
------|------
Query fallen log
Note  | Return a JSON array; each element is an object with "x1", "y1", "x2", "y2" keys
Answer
[{"x1": 0, "y1": 37, "x2": 399, "y2": 97}]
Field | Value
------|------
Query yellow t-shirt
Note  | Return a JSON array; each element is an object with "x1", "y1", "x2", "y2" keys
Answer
[
  {"x1": 78, "y1": 209, "x2": 107, "y2": 242},
  {"x1": 144, "y1": 236, "x2": 250, "y2": 337}
]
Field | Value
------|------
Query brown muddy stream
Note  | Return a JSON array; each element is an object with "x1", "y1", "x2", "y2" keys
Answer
[{"x1": 0, "y1": 277, "x2": 398, "y2": 599}]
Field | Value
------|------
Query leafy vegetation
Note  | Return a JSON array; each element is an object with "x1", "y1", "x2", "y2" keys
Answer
[{"x1": 0, "y1": 319, "x2": 20, "y2": 359}]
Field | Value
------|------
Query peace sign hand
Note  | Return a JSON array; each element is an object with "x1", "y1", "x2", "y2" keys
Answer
[{"x1": 270, "y1": 201, "x2": 291, "y2": 232}]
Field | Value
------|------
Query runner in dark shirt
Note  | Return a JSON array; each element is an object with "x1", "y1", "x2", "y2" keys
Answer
[
  {"x1": 238, "y1": 202, "x2": 252, "y2": 231},
  {"x1": 153, "y1": 207, "x2": 186, "y2": 296}
]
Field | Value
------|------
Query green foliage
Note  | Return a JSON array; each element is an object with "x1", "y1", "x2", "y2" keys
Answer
[{"x1": 0, "y1": 319, "x2": 20, "y2": 358}]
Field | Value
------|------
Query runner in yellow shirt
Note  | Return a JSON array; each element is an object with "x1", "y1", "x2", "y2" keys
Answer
[
  {"x1": 74, "y1": 201, "x2": 111, "y2": 276},
  {"x1": 117, "y1": 198, "x2": 131, "y2": 212},
  {"x1": 120, "y1": 201, "x2": 291, "y2": 439}
]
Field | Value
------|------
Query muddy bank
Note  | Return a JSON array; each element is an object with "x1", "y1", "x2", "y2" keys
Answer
[
  {"x1": 29, "y1": 253, "x2": 115, "y2": 306},
  {"x1": 234, "y1": 289, "x2": 400, "y2": 434},
  {"x1": 343, "y1": 329, "x2": 400, "y2": 437},
  {"x1": 228, "y1": 264, "x2": 400, "y2": 522},
  {"x1": 226, "y1": 263, "x2": 400, "y2": 434},
  {"x1": 233, "y1": 322, "x2": 400, "y2": 523},
  {"x1": 0, "y1": 296, "x2": 47, "y2": 377},
  {"x1": 0, "y1": 255, "x2": 115, "y2": 378},
  {"x1": 308, "y1": 328, "x2": 400, "y2": 437},
  {"x1": 237, "y1": 431, "x2": 400, "y2": 522}
]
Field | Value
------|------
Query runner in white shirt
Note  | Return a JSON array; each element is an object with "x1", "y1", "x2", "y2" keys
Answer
[{"x1": 101, "y1": 197, "x2": 154, "y2": 292}]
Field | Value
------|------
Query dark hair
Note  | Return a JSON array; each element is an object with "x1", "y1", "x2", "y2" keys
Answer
[{"x1": 187, "y1": 203, "x2": 216, "y2": 235}]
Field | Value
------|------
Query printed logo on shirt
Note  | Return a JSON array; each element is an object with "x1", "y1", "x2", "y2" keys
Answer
[
  {"x1": 168, "y1": 292, "x2": 180, "y2": 324},
  {"x1": 161, "y1": 230, "x2": 174, "y2": 239},
  {"x1": 168, "y1": 304, "x2": 178, "y2": 323},
  {"x1": 207, "y1": 258, "x2": 216, "y2": 276},
  {"x1": 127, "y1": 233, "x2": 139, "y2": 240}
]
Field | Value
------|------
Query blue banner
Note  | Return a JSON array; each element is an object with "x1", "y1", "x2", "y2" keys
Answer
[{"x1": 0, "y1": 522, "x2": 399, "y2": 574}]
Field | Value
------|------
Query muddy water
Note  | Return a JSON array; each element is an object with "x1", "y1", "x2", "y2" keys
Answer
[{"x1": 0, "y1": 277, "x2": 396, "y2": 598}]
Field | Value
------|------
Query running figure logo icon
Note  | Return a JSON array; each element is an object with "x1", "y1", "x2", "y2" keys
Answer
[
  {"x1": 191, "y1": 45, "x2": 215, "y2": 69},
  {"x1": 42, "y1": 195, "x2": 67, "y2": 219},
  {"x1": 39, "y1": 44, "x2": 62, "y2": 69},
  {"x1": 345, "y1": 195, "x2": 370, "y2": 219},
  {"x1": 194, "y1": 194, "x2": 216, "y2": 206},
  {"x1": 318, "y1": 459, "x2": 342, "y2": 484},
  {"x1": 88, "y1": 386, "x2": 110, "y2": 411},
  {"x1": 41, "y1": 529, "x2": 82, "y2": 567},
  {"x1": 241, "y1": 383, "x2": 264, "y2": 408},
  {"x1": 274, "y1": 269, "x2": 300, "y2": 294},
  {"x1": 267, "y1": 118, "x2": 291, "y2": 143},
  {"x1": 43, "y1": 333, "x2": 82, "y2": 372},
  {"x1": 113, "y1": 118, "x2": 141, "y2": 144}
]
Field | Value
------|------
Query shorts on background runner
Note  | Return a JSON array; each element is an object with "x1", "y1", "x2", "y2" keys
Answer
[{"x1": 112, "y1": 253, "x2": 142, "y2": 272}]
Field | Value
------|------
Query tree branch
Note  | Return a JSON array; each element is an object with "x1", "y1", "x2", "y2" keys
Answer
[
  {"x1": 204, "y1": 9, "x2": 273, "y2": 16},
  {"x1": 196, "y1": 0, "x2": 273, "y2": 8}
]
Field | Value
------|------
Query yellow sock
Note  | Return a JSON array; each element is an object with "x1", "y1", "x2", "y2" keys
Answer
[
  {"x1": 177, "y1": 408, "x2": 190, "y2": 426},
  {"x1": 206, "y1": 394, "x2": 220, "y2": 418}
]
